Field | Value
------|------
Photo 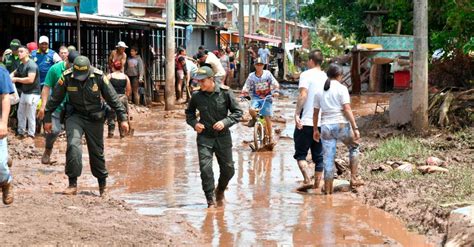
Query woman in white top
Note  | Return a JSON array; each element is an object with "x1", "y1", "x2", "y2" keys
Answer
[{"x1": 312, "y1": 63, "x2": 364, "y2": 194}]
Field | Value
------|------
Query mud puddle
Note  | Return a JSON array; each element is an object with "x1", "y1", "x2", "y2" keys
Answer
[{"x1": 105, "y1": 93, "x2": 431, "y2": 245}]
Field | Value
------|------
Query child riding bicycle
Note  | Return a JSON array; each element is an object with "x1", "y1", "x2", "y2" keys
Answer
[{"x1": 241, "y1": 57, "x2": 280, "y2": 144}]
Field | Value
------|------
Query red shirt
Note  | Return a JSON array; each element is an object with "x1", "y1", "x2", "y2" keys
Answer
[{"x1": 175, "y1": 55, "x2": 184, "y2": 71}]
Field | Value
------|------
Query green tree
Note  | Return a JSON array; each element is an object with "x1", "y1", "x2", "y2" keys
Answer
[
  {"x1": 300, "y1": 0, "x2": 474, "y2": 54},
  {"x1": 299, "y1": 0, "x2": 369, "y2": 41}
]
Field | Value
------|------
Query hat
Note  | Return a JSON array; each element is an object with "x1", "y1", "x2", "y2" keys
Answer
[
  {"x1": 193, "y1": 66, "x2": 214, "y2": 80},
  {"x1": 10, "y1": 39, "x2": 21, "y2": 51},
  {"x1": 39, "y1": 36, "x2": 49, "y2": 44},
  {"x1": 116, "y1": 41, "x2": 128, "y2": 48},
  {"x1": 255, "y1": 57, "x2": 265, "y2": 65},
  {"x1": 27, "y1": 42, "x2": 38, "y2": 53},
  {"x1": 67, "y1": 51, "x2": 80, "y2": 64},
  {"x1": 72, "y1": 56, "x2": 91, "y2": 81}
]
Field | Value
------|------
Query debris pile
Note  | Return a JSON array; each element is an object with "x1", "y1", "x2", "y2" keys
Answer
[
  {"x1": 428, "y1": 89, "x2": 474, "y2": 130},
  {"x1": 371, "y1": 156, "x2": 449, "y2": 175}
]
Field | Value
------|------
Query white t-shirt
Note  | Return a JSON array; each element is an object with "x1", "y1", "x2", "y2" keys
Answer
[
  {"x1": 298, "y1": 68, "x2": 327, "y2": 126},
  {"x1": 313, "y1": 80, "x2": 351, "y2": 125},
  {"x1": 258, "y1": 48, "x2": 270, "y2": 64},
  {"x1": 205, "y1": 52, "x2": 226, "y2": 77}
]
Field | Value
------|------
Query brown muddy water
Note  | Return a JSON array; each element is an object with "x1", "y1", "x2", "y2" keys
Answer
[{"x1": 105, "y1": 86, "x2": 428, "y2": 246}]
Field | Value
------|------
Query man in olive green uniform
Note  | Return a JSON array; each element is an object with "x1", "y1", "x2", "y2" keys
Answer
[
  {"x1": 185, "y1": 66, "x2": 243, "y2": 208},
  {"x1": 3, "y1": 39, "x2": 22, "y2": 73},
  {"x1": 44, "y1": 56, "x2": 129, "y2": 196}
]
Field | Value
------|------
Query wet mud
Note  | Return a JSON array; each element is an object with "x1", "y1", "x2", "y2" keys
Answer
[
  {"x1": 0, "y1": 106, "x2": 202, "y2": 245},
  {"x1": 106, "y1": 92, "x2": 432, "y2": 246}
]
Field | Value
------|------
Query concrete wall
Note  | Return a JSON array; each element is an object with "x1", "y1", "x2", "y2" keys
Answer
[{"x1": 186, "y1": 28, "x2": 218, "y2": 55}]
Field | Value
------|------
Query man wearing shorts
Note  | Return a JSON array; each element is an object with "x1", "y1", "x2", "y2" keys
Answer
[
  {"x1": 293, "y1": 50, "x2": 327, "y2": 191},
  {"x1": 241, "y1": 58, "x2": 280, "y2": 144}
]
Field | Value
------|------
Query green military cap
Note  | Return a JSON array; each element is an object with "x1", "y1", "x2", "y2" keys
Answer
[
  {"x1": 193, "y1": 66, "x2": 214, "y2": 80},
  {"x1": 10, "y1": 39, "x2": 21, "y2": 51},
  {"x1": 72, "y1": 55, "x2": 91, "y2": 81}
]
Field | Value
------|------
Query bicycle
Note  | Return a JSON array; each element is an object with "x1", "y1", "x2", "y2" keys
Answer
[{"x1": 241, "y1": 95, "x2": 273, "y2": 151}]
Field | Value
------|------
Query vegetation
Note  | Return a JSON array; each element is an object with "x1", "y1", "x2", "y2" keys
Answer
[
  {"x1": 300, "y1": 0, "x2": 474, "y2": 55},
  {"x1": 364, "y1": 136, "x2": 430, "y2": 163}
]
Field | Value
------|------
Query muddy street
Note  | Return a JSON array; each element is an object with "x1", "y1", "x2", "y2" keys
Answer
[{"x1": 104, "y1": 88, "x2": 430, "y2": 246}]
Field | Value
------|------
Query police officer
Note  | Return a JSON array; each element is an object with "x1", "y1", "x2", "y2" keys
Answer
[
  {"x1": 44, "y1": 56, "x2": 129, "y2": 196},
  {"x1": 3, "y1": 39, "x2": 22, "y2": 73},
  {"x1": 185, "y1": 66, "x2": 243, "y2": 208}
]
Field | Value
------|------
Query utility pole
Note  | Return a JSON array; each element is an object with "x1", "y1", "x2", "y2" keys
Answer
[
  {"x1": 281, "y1": 0, "x2": 286, "y2": 79},
  {"x1": 274, "y1": 1, "x2": 279, "y2": 37},
  {"x1": 206, "y1": 0, "x2": 211, "y2": 23},
  {"x1": 249, "y1": 0, "x2": 253, "y2": 34},
  {"x1": 165, "y1": 0, "x2": 176, "y2": 110},
  {"x1": 412, "y1": 0, "x2": 428, "y2": 131},
  {"x1": 255, "y1": 0, "x2": 260, "y2": 32},
  {"x1": 239, "y1": 0, "x2": 245, "y2": 85}
]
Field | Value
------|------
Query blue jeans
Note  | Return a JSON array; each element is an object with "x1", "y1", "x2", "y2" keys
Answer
[
  {"x1": 0, "y1": 138, "x2": 11, "y2": 184},
  {"x1": 251, "y1": 98, "x2": 272, "y2": 116},
  {"x1": 321, "y1": 123, "x2": 359, "y2": 180}
]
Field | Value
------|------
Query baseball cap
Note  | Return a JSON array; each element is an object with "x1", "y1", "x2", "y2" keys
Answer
[
  {"x1": 67, "y1": 51, "x2": 80, "y2": 64},
  {"x1": 27, "y1": 42, "x2": 38, "y2": 52},
  {"x1": 10, "y1": 39, "x2": 21, "y2": 51},
  {"x1": 39, "y1": 36, "x2": 49, "y2": 44},
  {"x1": 116, "y1": 41, "x2": 128, "y2": 48},
  {"x1": 193, "y1": 66, "x2": 214, "y2": 80},
  {"x1": 72, "y1": 56, "x2": 91, "y2": 81},
  {"x1": 255, "y1": 57, "x2": 264, "y2": 65}
]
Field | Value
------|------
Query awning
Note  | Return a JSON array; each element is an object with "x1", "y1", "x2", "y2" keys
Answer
[
  {"x1": 242, "y1": 34, "x2": 282, "y2": 44},
  {"x1": 211, "y1": 0, "x2": 228, "y2": 10}
]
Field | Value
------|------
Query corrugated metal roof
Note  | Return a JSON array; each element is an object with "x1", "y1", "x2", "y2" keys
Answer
[{"x1": 11, "y1": 5, "x2": 211, "y2": 29}]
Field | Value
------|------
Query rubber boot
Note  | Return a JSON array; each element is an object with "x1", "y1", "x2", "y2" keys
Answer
[
  {"x1": 2, "y1": 181, "x2": 13, "y2": 205},
  {"x1": 324, "y1": 179, "x2": 334, "y2": 195},
  {"x1": 99, "y1": 178, "x2": 107, "y2": 197},
  {"x1": 215, "y1": 187, "x2": 225, "y2": 207},
  {"x1": 63, "y1": 177, "x2": 78, "y2": 195},
  {"x1": 206, "y1": 193, "x2": 216, "y2": 208},
  {"x1": 41, "y1": 148, "x2": 53, "y2": 164},
  {"x1": 63, "y1": 186, "x2": 77, "y2": 195}
]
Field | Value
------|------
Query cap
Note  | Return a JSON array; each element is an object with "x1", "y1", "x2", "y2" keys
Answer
[
  {"x1": 72, "y1": 56, "x2": 91, "y2": 81},
  {"x1": 67, "y1": 45, "x2": 77, "y2": 53},
  {"x1": 67, "y1": 51, "x2": 80, "y2": 64},
  {"x1": 116, "y1": 41, "x2": 128, "y2": 48},
  {"x1": 39, "y1": 36, "x2": 49, "y2": 44},
  {"x1": 255, "y1": 57, "x2": 264, "y2": 65},
  {"x1": 10, "y1": 39, "x2": 21, "y2": 51},
  {"x1": 26, "y1": 42, "x2": 38, "y2": 52},
  {"x1": 193, "y1": 66, "x2": 214, "y2": 80}
]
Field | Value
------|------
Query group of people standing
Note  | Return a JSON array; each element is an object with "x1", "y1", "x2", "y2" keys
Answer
[
  {"x1": 174, "y1": 46, "x2": 237, "y2": 103},
  {"x1": 0, "y1": 37, "x2": 141, "y2": 205}
]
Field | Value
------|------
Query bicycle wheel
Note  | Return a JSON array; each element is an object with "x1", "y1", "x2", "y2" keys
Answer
[{"x1": 253, "y1": 122, "x2": 265, "y2": 150}]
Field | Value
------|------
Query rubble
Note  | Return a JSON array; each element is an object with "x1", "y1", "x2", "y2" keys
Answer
[{"x1": 428, "y1": 89, "x2": 474, "y2": 130}]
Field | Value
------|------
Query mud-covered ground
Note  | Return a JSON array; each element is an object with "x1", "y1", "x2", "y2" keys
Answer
[
  {"x1": 0, "y1": 106, "x2": 203, "y2": 245},
  {"x1": 341, "y1": 114, "x2": 474, "y2": 244}
]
